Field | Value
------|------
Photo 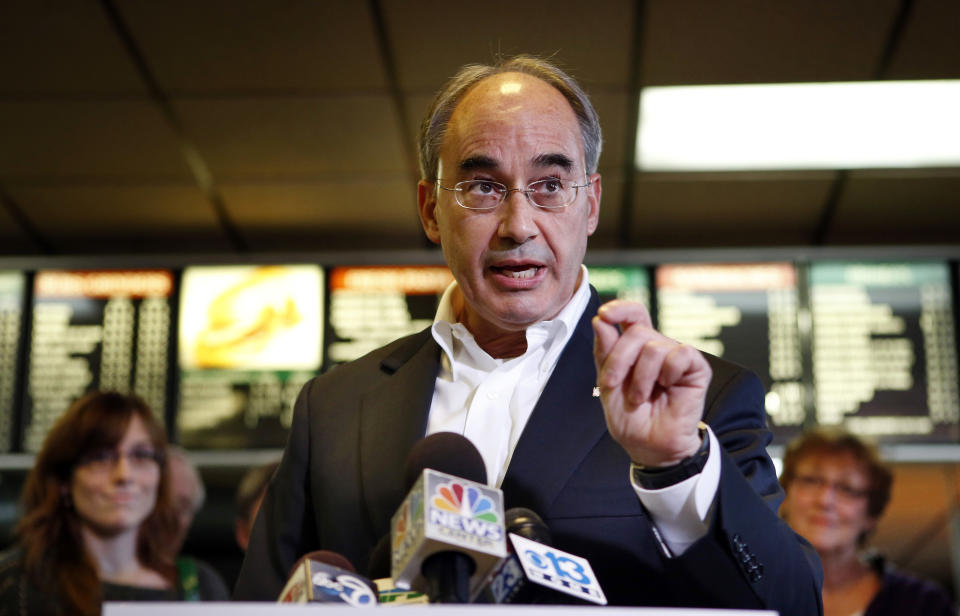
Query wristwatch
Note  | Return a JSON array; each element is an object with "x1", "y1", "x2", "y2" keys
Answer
[{"x1": 630, "y1": 422, "x2": 710, "y2": 490}]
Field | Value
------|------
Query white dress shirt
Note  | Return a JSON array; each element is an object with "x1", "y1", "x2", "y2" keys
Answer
[{"x1": 426, "y1": 266, "x2": 720, "y2": 556}]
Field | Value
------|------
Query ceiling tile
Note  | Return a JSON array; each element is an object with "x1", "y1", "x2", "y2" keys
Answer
[
  {"x1": 828, "y1": 170, "x2": 960, "y2": 244},
  {"x1": 886, "y1": 0, "x2": 960, "y2": 79},
  {"x1": 0, "y1": 202, "x2": 37, "y2": 254},
  {"x1": 386, "y1": 0, "x2": 634, "y2": 93},
  {"x1": 642, "y1": 0, "x2": 901, "y2": 85},
  {"x1": 6, "y1": 184, "x2": 233, "y2": 253},
  {"x1": 175, "y1": 97, "x2": 408, "y2": 179},
  {"x1": 0, "y1": 1, "x2": 145, "y2": 95},
  {"x1": 403, "y1": 94, "x2": 435, "y2": 172},
  {"x1": 0, "y1": 233, "x2": 35, "y2": 254},
  {"x1": 592, "y1": 92, "x2": 630, "y2": 170},
  {"x1": 220, "y1": 178, "x2": 425, "y2": 250},
  {"x1": 0, "y1": 101, "x2": 191, "y2": 180},
  {"x1": 629, "y1": 172, "x2": 836, "y2": 246},
  {"x1": 117, "y1": 0, "x2": 387, "y2": 93},
  {"x1": 591, "y1": 167, "x2": 627, "y2": 249}
]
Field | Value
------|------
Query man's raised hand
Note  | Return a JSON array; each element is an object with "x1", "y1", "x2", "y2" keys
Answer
[{"x1": 592, "y1": 300, "x2": 712, "y2": 467}]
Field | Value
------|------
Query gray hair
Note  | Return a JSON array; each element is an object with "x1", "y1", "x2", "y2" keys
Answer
[{"x1": 417, "y1": 55, "x2": 603, "y2": 180}]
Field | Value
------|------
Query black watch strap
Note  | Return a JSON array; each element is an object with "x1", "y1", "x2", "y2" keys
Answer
[{"x1": 630, "y1": 422, "x2": 710, "y2": 490}]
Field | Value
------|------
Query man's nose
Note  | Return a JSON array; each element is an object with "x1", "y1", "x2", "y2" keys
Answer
[{"x1": 497, "y1": 190, "x2": 538, "y2": 242}]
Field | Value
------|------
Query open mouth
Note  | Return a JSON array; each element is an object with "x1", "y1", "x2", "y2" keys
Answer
[{"x1": 490, "y1": 265, "x2": 543, "y2": 279}]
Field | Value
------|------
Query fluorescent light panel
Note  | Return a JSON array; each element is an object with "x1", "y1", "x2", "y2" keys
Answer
[{"x1": 637, "y1": 80, "x2": 960, "y2": 171}]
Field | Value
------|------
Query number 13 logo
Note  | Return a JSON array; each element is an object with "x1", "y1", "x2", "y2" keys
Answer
[{"x1": 524, "y1": 549, "x2": 591, "y2": 585}]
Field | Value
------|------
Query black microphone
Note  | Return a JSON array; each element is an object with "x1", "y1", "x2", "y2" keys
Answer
[
  {"x1": 479, "y1": 507, "x2": 552, "y2": 604},
  {"x1": 504, "y1": 507, "x2": 553, "y2": 544},
  {"x1": 479, "y1": 507, "x2": 607, "y2": 605},
  {"x1": 403, "y1": 431, "x2": 487, "y2": 488},
  {"x1": 278, "y1": 550, "x2": 378, "y2": 606},
  {"x1": 367, "y1": 533, "x2": 391, "y2": 580},
  {"x1": 390, "y1": 432, "x2": 507, "y2": 603}
]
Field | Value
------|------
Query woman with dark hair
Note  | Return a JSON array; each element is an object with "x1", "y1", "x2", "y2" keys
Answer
[
  {"x1": 780, "y1": 427, "x2": 955, "y2": 616},
  {"x1": 0, "y1": 391, "x2": 226, "y2": 615}
]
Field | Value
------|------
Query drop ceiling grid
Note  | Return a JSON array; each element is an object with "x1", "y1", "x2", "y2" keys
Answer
[
  {"x1": 4, "y1": 184, "x2": 220, "y2": 234},
  {"x1": 1, "y1": 1, "x2": 958, "y2": 255},
  {"x1": 885, "y1": 0, "x2": 960, "y2": 79},
  {"x1": 629, "y1": 172, "x2": 837, "y2": 246},
  {"x1": 827, "y1": 173, "x2": 960, "y2": 244},
  {"x1": 640, "y1": 0, "x2": 901, "y2": 85},
  {"x1": 0, "y1": 201, "x2": 32, "y2": 251},
  {"x1": 384, "y1": 0, "x2": 635, "y2": 94},
  {"x1": 115, "y1": 0, "x2": 389, "y2": 94},
  {"x1": 0, "y1": 100, "x2": 193, "y2": 182},
  {"x1": 0, "y1": 1, "x2": 147, "y2": 96},
  {"x1": 219, "y1": 178, "x2": 420, "y2": 231},
  {"x1": 173, "y1": 96, "x2": 408, "y2": 180}
]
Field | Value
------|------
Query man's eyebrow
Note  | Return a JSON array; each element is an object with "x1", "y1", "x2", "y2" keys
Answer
[
  {"x1": 533, "y1": 153, "x2": 574, "y2": 170},
  {"x1": 459, "y1": 155, "x2": 499, "y2": 171}
]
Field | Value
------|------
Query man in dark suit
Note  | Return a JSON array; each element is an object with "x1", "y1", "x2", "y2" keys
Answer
[{"x1": 235, "y1": 55, "x2": 823, "y2": 612}]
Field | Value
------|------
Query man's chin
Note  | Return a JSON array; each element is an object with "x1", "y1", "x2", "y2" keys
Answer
[
  {"x1": 460, "y1": 286, "x2": 568, "y2": 332},
  {"x1": 480, "y1": 304, "x2": 559, "y2": 332}
]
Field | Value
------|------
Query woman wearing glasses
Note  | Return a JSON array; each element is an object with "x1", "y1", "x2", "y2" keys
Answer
[
  {"x1": 0, "y1": 391, "x2": 226, "y2": 615},
  {"x1": 780, "y1": 427, "x2": 955, "y2": 616}
]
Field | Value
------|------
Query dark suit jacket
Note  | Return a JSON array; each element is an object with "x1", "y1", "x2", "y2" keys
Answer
[{"x1": 235, "y1": 289, "x2": 823, "y2": 612}]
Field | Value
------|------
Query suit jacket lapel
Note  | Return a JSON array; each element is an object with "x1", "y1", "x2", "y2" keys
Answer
[
  {"x1": 501, "y1": 289, "x2": 610, "y2": 514},
  {"x1": 359, "y1": 329, "x2": 440, "y2": 537}
]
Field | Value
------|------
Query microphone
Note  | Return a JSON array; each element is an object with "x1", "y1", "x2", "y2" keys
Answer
[
  {"x1": 479, "y1": 507, "x2": 551, "y2": 604},
  {"x1": 402, "y1": 431, "x2": 487, "y2": 488},
  {"x1": 367, "y1": 533, "x2": 391, "y2": 580},
  {"x1": 480, "y1": 507, "x2": 607, "y2": 605},
  {"x1": 278, "y1": 550, "x2": 378, "y2": 606},
  {"x1": 504, "y1": 507, "x2": 553, "y2": 544},
  {"x1": 368, "y1": 534, "x2": 428, "y2": 605},
  {"x1": 391, "y1": 432, "x2": 507, "y2": 603}
]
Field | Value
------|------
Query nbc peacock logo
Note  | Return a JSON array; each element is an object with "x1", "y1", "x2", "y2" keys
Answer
[{"x1": 432, "y1": 481, "x2": 499, "y2": 523}]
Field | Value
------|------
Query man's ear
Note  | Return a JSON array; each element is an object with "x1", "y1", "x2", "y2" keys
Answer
[
  {"x1": 585, "y1": 172, "x2": 601, "y2": 236},
  {"x1": 418, "y1": 180, "x2": 442, "y2": 244}
]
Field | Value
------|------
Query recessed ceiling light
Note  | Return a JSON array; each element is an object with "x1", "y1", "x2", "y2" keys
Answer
[{"x1": 637, "y1": 80, "x2": 960, "y2": 171}]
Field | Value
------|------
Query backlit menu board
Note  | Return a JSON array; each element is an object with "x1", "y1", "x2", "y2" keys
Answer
[
  {"x1": 325, "y1": 266, "x2": 454, "y2": 368},
  {"x1": 24, "y1": 270, "x2": 173, "y2": 452},
  {"x1": 810, "y1": 262, "x2": 959, "y2": 442},
  {"x1": 0, "y1": 271, "x2": 25, "y2": 453},
  {"x1": 588, "y1": 266, "x2": 650, "y2": 309},
  {"x1": 656, "y1": 263, "x2": 805, "y2": 442},
  {"x1": 177, "y1": 265, "x2": 323, "y2": 449}
]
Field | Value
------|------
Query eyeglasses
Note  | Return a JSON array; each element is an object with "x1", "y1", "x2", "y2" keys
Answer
[
  {"x1": 438, "y1": 178, "x2": 591, "y2": 210},
  {"x1": 76, "y1": 447, "x2": 163, "y2": 473},
  {"x1": 791, "y1": 474, "x2": 870, "y2": 501}
]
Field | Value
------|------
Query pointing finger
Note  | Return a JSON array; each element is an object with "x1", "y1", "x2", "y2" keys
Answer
[
  {"x1": 596, "y1": 299, "x2": 653, "y2": 329},
  {"x1": 592, "y1": 316, "x2": 620, "y2": 368}
]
